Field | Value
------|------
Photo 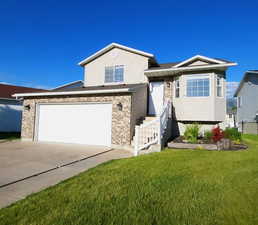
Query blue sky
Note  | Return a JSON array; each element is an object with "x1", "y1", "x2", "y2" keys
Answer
[{"x1": 0, "y1": 0, "x2": 258, "y2": 90}]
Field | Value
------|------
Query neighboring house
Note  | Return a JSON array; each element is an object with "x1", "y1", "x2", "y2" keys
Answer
[
  {"x1": 224, "y1": 110, "x2": 236, "y2": 128},
  {"x1": 14, "y1": 43, "x2": 236, "y2": 151},
  {"x1": 52, "y1": 80, "x2": 84, "y2": 91},
  {"x1": 234, "y1": 70, "x2": 258, "y2": 134},
  {"x1": 0, "y1": 84, "x2": 45, "y2": 132}
]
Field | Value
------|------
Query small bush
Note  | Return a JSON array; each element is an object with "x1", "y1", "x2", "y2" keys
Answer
[
  {"x1": 224, "y1": 128, "x2": 242, "y2": 142},
  {"x1": 212, "y1": 126, "x2": 224, "y2": 142},
  {"x1": 203, "y1": 130, "x2": 212, "y2": 141},
  {"x1": 184, "y1": 123, "x2": 200, "y2": 143}
]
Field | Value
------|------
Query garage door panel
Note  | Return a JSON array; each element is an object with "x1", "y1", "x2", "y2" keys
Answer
[{"x1": 37, "y1": 103, "x2": 112, "y2": 146}]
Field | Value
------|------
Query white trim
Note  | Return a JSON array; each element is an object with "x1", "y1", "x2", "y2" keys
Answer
[
  {"x1": 78, "y1": 43, "x2": 154, "y2": 66},
  {"x1": 173, "y1": 55, "x2": 226, "y2": 68},
  {"x1": 52, "y1": 80, "x2": 83, "y2": 90},
  {"x1": 13, "y1": 88, "x2": 132, "y2": 98},
  {"x1": 145, "y1": 63, "x2": 237, "y2": 75}
]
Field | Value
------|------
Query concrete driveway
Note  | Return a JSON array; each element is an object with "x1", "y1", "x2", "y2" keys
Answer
[{"x1": 0, "y1": 141, "x2": 132, "y2": 208}]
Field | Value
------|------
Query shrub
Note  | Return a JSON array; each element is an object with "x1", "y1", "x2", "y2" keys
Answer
[
  {"x1": 211, "y1": 126, "x2": 224, "y2": 142},
  {"x1": 184, "y1": 123, "x2": 200, "y2": 143},
  {"x1": 224, "y1": 128, "x2": 242, "y2": 142},
  {"x1": 203, "y1": 130, "x2": 212, "y2": 141}
]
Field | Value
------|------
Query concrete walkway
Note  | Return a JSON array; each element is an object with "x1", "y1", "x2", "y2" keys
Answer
[{"x1": 0, "y1": 141, "x2": 132, "y2": 208}]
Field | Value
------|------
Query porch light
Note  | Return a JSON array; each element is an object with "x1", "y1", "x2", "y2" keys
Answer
[
  {"x1": 117, "y1": 102, "x2": 123, "y2": 111},
  {"x1": 24, "y1": 104, "x2": 31, "y2": 111}
]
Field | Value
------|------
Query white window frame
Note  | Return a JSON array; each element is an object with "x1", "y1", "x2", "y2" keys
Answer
[
  {"x1": 216, "y1": 76, "x2": 223, "y2": 97},
  {"x1": 175, "y1": 77, "x2": 180, "y2": 98},
  {"x1": 104, "y1": 65, "x2": 124, "y2": 84},
  {"x1": 186, "y1": 74, "x2": 210, "y2": 97}
]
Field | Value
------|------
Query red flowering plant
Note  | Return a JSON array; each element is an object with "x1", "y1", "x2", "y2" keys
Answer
[{"x1": 211, "y1": 126, "x2": 224, "y2": 143}]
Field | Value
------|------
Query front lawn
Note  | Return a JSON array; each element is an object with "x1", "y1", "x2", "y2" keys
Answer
[{"x1": 0, "y1": 135, "x2": 258, "y2": 225}]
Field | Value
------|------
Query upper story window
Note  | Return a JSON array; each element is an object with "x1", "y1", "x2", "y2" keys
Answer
[
  {"x1": 217, "y1": 76, "x2": 223, "y2": 97},
  {"x1": 105, "y1": 65, "x2": 124, "y2": 83},
  {"x1": 175, "y1": 77, "x2": 180, "y2": 98},
  {"x1": 186, "y1": 76, "x2": 210, "y2": 97}
]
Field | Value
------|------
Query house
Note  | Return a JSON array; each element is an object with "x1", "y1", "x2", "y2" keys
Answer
[
  {"x1": 0, "y1": 84, "x2": 45, "y2": 132},
  {"x1": 52, "y1": 80, "x2": 84, "y2": 91},
  {"x1": 13, "y1": 43, "x2": 236, "y2": 152},
  {"x1": 234, "y1": 70, "x2": 258, "y2": 134},
  {"x1": 224, "y1": 110, "x2": 236, "y2": 128}
]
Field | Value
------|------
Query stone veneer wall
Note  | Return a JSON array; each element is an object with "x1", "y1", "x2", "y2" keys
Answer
[
  {"x1": 21, "y1": 94, "x2": 132, "y2": 145},
  {"x1": 164, "y1": 77, "x2": 173, "y2": 100}
]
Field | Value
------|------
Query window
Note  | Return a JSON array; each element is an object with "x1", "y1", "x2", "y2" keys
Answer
[
  {"x1": 187, "y1": 77, "x2": 210, "y2": 97},
  {"x1": 175, "y1": 77, "x2": 180, "y2": 98},
  {"x1": 217, "y1": 76, "x2": 222, "y2": 97},
  {"x1": 238, "y1": 96, "x2": 242, "y2": 108},
  {"x1": 105, "y1": 65, "x2": 124, "y2": 83}
]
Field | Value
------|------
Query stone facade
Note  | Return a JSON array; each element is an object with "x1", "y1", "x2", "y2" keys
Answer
[{"x1": 21, "y1": 93, "x2": 133, "y2": 146}]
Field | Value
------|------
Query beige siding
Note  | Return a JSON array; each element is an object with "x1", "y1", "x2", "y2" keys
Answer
[
  {"x1": 170, "y1": 71, "x2": 226, "y2": 122},
  {"x1": 214, "y1": 73, "x2": 226, "y2": 121},
  {"x1": 84, "y1": 48, "x2": 149, "y2": 86}
]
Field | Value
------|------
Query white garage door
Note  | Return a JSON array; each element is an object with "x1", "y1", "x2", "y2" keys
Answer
[{"x1": 36, "y1": 103, "x2": 112, "y2": 146}]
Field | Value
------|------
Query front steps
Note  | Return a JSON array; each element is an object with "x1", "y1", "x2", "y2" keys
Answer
[{"x1": 131, "y1": 116, "x2": 158, "y2": 148}]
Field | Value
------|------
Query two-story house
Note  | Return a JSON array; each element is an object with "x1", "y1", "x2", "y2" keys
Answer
[
  {"x1": 234, "y1": 70, "x2": 258, "y2": 134},
  {"x1": 14, "y1": 43, "x2": 236, "y2": 151}
]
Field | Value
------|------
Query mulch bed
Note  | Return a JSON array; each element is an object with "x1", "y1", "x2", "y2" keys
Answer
[{"x1": 169, "y1": 136, "x2": 248, "y2": 151}]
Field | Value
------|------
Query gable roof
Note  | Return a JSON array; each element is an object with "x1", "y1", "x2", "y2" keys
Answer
[
  {"x1": 78, "y1": 43, "x2": 155, "y2": 66},
  {"x1": 145, "y1": 55, "x2": 237, "y2": 76},
  {"x1": 234, "y1": 70, "x2": 258, "y2": 97},
  {"x1": 0, "y1": 83, "x2": 46, "y2": 99},
  {"x1": 173, "y1": 55, "x2": 230, "y2": 68}
]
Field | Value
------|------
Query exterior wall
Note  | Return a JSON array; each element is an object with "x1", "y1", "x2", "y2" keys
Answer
[
  {"x1": 0, "y1": 99, "x2": 23, "y2": 132},
  {"x1": 187, "y1": 60, "x2": 209, "y2": 66},
  {"x1": 171, "y1": 71, "x2": 226, "y2": 122},
  {"x1": 177, "y1": 121, "x2": 222, "y2": 136},
  {"x1": 214, "y1": 73, "x2": 226, "y2": 121},
  {"x1": 21, "y1": 94, "x2": 132, "y2": 146},
  {"x1": 236, "y1": 74, "x2": 258, "y2": 126},
  {"x1": 84, "y1": 48, "x2": 149, "y2": 86},
  {"x1": 239, "y1": 122, "x2": 258, "y2": 134},
  {"x1": 130, "y1": 85, "x2": 148, "y2": 138}
]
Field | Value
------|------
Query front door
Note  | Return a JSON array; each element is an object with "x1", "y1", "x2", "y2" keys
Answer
[{"x1": 148, "y1": 81, "x2": 164, "y2": 115}]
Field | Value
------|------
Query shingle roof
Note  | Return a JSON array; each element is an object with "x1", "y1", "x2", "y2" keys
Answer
[
  {"x1": 0, "y1": 84, "x2": 46, "y2": 99},
  {"x1": 50, "y1": 83, "x2": 146, "y2": 93},
  {"x1": 149, "y1": 62, "x2": 180, "y2": 70}
]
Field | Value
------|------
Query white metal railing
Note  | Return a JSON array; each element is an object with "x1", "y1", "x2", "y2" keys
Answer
[{"x1": 134, "y1": 100, "x2": 171, "y2": 156}]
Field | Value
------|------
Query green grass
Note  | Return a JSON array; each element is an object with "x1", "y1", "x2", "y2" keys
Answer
[
  {"x1": 0, "y1": 134, "x2": 258, "y2": 225},
  {"x1": 0, "y1": 132, "x2": 20, "y2": 140}
]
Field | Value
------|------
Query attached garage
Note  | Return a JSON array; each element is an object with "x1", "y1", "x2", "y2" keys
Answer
[
  {"x1": 35, "y1": 103, "x2": 112, "y2": 147},
  {"x1": 14, "y1": 83, "x2": 147, "y2": 147}
]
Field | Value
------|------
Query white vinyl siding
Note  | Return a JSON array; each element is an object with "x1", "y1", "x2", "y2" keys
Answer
[{"x1": 105, "y1": 65, "x2": 124, "y2": 83}]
